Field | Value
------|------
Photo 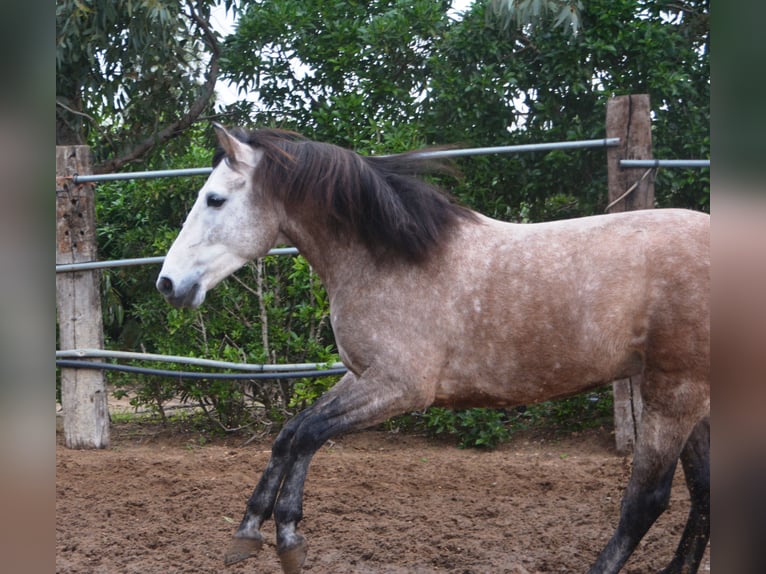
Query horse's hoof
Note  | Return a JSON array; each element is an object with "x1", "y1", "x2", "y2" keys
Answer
[
  {"x1": 223, "y1": 533, "x2": 264, "y2": 565},
  {"x1": 278, "y1": 534, "x2": 308, "y2": 574}
]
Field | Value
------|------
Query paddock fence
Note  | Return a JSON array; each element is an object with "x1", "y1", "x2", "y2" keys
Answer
[{"x1": 56, "y1": 94, "x2": 709, "y2": 450}]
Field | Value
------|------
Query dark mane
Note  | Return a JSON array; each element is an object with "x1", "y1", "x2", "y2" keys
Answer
[{"x1": 213, "y1": 127, "x2": 477, "y2": 263}]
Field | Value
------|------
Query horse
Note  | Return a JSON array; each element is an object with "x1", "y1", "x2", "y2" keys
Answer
[{"x1": 156, "y1": 124, "x2": 710, "y2": 574}]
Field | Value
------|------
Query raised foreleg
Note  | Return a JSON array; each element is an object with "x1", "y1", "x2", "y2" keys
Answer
[
  {"x1": 225, "y1": 368, "x2": 429, "y2": 573},
  {"x1": 224, "y1": 405, "x2": 316, "y2": 565}
]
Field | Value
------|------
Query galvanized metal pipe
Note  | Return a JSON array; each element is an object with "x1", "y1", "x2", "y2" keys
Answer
[
  {"x1": 620, "y1": 159, "x2": 710, "y2": 168},
  {"x1": 56, "y1": 360, "x2": 347, "y2": 380},
  {"x1": 71, "y1": 138, "x2": 622, "y2": 184},
  {"x1": 55, "y1": 247, "x2": 300, "y2": 273},
  {"x1": 73, "y1": 167, "x2": 213, "y2": 183},
  {"x1": 56, "y1": 348, "x2": 344, "y2": 372},
  {"x1": 411, "y1": 137, "x2": 620, "y2": 159}
]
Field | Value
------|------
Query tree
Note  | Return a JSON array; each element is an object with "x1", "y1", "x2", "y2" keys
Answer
[
  {"x1": 492, "y1": 0, "x2": 585, "y2": 34},
  {"x1": 424, "y1": 0, "x2": 709, "y2": 215},
  {"x1": 55, "y1": 0, "x2": 237, "y2": 172},
  {"x1": 221, "y1": 0, "x2": 453, "y2": 150},
  {"x1": 221, "y1": 0, "x2": 709, "y2": 214}
]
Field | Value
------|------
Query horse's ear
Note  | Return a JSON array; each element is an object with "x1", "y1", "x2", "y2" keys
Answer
[
  {"x1": 212, "y1": 122, "x2": 256, "y2": 167},
  {"x1": 212, "y1": 122, "x2": 240, "y2": 160}
]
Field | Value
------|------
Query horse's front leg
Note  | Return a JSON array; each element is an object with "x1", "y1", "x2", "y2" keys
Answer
[
  {"x1": 224, "y1": 406, "x2": 315, "y2": 565},
  {"x1": 253, "y1": 370, "x2": 427, "y2": 574}
]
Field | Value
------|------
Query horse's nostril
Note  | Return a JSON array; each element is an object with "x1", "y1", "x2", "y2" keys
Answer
[{"x1": 157, "y1": 276, "x2": 174, "y2": 296}]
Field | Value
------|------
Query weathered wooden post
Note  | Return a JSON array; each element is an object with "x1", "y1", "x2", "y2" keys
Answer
[
  {"x1": 56, "y1": 145, "x2": 110, "y2": 449},
  {"x1": 606, "y1": 94, "x2": 654, "y2": 453}
]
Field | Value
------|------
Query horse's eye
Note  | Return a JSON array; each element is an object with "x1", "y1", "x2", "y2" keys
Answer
[{"x1": 206, "y1": 194, "x2": 226, "y2": 208}]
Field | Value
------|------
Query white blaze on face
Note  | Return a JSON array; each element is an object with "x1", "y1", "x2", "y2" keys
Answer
[{"x1": 156, "y1": 125, "x2": 280, "y2": 308}]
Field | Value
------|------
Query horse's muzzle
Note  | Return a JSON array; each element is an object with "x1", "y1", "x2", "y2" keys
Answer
[{"x1": 156, "y1": 275, "x2": 203, "y2": 308}]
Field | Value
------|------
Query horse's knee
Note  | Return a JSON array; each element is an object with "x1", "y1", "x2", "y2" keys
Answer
[
  {"x1": 643, "y1": 475, "x2": 674, "y2": 517},
  {"x1": 289, "y1": 412, "x2": 338, "y2": 458},
  {"x1": 270, "y1": 407, "x2": 317, "y2": 457}
]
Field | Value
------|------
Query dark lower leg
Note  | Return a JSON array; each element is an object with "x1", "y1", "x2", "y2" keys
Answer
[
  {"x1": 226, "y1": 369, "x2": 426, "y2": 572},
  {"x1": 257, "y1": 403, "x2": 361, "y2": 573},
  {"x1": 587, "y1": 457, "x2": 677, "y2": 574},
  {"x1": 270, "y1": 379, "x2": 408, "y2": 573},
  {"x1": 272, "y1": 413, "x2": 345, "y2": 558},
  {"x1": 224, "y1": 407, "x2": 314, "y2": 565},
  {"x1": 661, "y1": 418, "x2": 710, "y2": 574},
  {"x1": 273, "y1": 452, "x2": 314, "y2": 574}
]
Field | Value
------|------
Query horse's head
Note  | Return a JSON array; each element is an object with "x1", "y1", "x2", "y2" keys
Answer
[{"x1": 156, "y1": 124, "x2": 283, "y2": 308}]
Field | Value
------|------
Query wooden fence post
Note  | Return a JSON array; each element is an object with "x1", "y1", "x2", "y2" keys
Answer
[
  {"x1": 606, "y1": 94, "x2": 654, "y2": 453},
  {"x1": 56, "y1": 145, "x2": 110, "y2": 449}
]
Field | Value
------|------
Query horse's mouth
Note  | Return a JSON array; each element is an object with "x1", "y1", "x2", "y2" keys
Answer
[{"x1": 164, "y1": 282, "x2": 204, "y2": 309}]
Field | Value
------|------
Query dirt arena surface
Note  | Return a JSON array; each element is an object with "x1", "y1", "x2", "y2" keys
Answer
[{"x1": 56, "y1": 425, "x2": 710, "y2": 573}]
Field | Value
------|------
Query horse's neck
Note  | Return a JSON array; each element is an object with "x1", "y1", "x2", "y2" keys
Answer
[{"x1": 278, "y1": 215, "x2": 373, "y2": 294}]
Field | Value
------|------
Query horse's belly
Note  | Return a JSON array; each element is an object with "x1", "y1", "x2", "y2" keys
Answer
[{"x1": 431, "y1": 347, "x2": 642, "y2": 410}]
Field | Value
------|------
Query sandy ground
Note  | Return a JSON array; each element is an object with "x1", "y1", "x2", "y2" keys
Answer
[{"x1": 56, "y1": 420, "x2": 710, "y2": 573}]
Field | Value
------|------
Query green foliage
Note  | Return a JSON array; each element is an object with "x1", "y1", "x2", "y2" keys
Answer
[
  {"x1": 220, "y1": 0, "x2": 708, "y2": 216},
  {"x1": 425, "y1": 0, "x2": 709, "y2": 215},
  {"x1": 221, "y1": 0, "x2": 451, "y2": 149},
  {"x1": 507, "y1": 387, "x2": 614, "y2": 433},
  {"x1": 492, "y1": 1, "x2": 585, "y2": 35},
  {"x1": 424, "y1": 407, "x2": 510, "y2": 449},
  {"x1": 419, "y1": 386, "x2": 613, "y2": 449},
  {"x1": 56, "y1": 0, "x2": 243, "y2": 169}
]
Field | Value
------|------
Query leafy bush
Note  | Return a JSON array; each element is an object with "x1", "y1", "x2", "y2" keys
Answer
[
  {"x1": 506, "y1": 387, "x2": 615, "y2": 434},
  {"x1": 424, "y1": 407, "x2": 511, "y2": 449},
  {"x1": 419, "y1": 386, "x2": 613, "y2": 449}
]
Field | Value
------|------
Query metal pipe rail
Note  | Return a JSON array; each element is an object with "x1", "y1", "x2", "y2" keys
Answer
[
  {"x1": 70, "y1": 137, "x2": 621, "y2": 184},
  {"x1": 620, "y1": 159, "x2": 710, "y2": 168},
  {"x1": 55, "y1": 247, "x2": 300, "y2": 273},
  {"x1": 56, "y1": 360, "x2": 347, "y2": 380},
  {"x1": 409, "y1": 137, "x2": 620, "y2": 160},
  {"x1": 73, "y1": 167, "x2": 214, "y2": 183},
  {"x1": 57, "y1": 348, "x2": 344, "y2": 372}
]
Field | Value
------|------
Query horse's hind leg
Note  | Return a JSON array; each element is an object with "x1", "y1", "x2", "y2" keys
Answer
[
  {"x1": 660, "y1": 416, "x2": 710, "y2": 574},
  {"x1": 587, "y1": 408, "x2": 688, "y2": 574}
]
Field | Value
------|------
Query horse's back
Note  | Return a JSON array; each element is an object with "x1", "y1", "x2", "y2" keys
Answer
[{"x1": 428, "y1": 208, "x2": 709, "y2": 408}]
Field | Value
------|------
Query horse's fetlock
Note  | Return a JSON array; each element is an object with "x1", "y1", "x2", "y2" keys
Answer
[{"x1": 276, "y1": 523, "x2": 304, "y2": 552}]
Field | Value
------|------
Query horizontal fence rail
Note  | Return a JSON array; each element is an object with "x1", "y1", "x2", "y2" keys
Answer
[
  {"x1": 70, "y1": 137, "x2": 622, "y2": 184},
  {"x1": 68, "y1": 142, "x2": 708, "y2": 187},
  {"x1": 57, "y1": 348, "x2": 345, "y2": 372},
  {"x1": 405, "y1": 137, "x2": 620, "y2": 159},
  {"x1": 56, "y1": 360, "x2": 348, "y2": 380},
  {"x1": 55, "y1": 247, "x2": 300, "y2": 273},
  {"x1": 620, "y1": 159, "x2": 710, "y2": 168},
  {"x1": 73, "y1": 167, "x2": 214, "y2": 183},
  {"x1": 56, "y1": 255, "x2": 165, "y2": 273}
]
